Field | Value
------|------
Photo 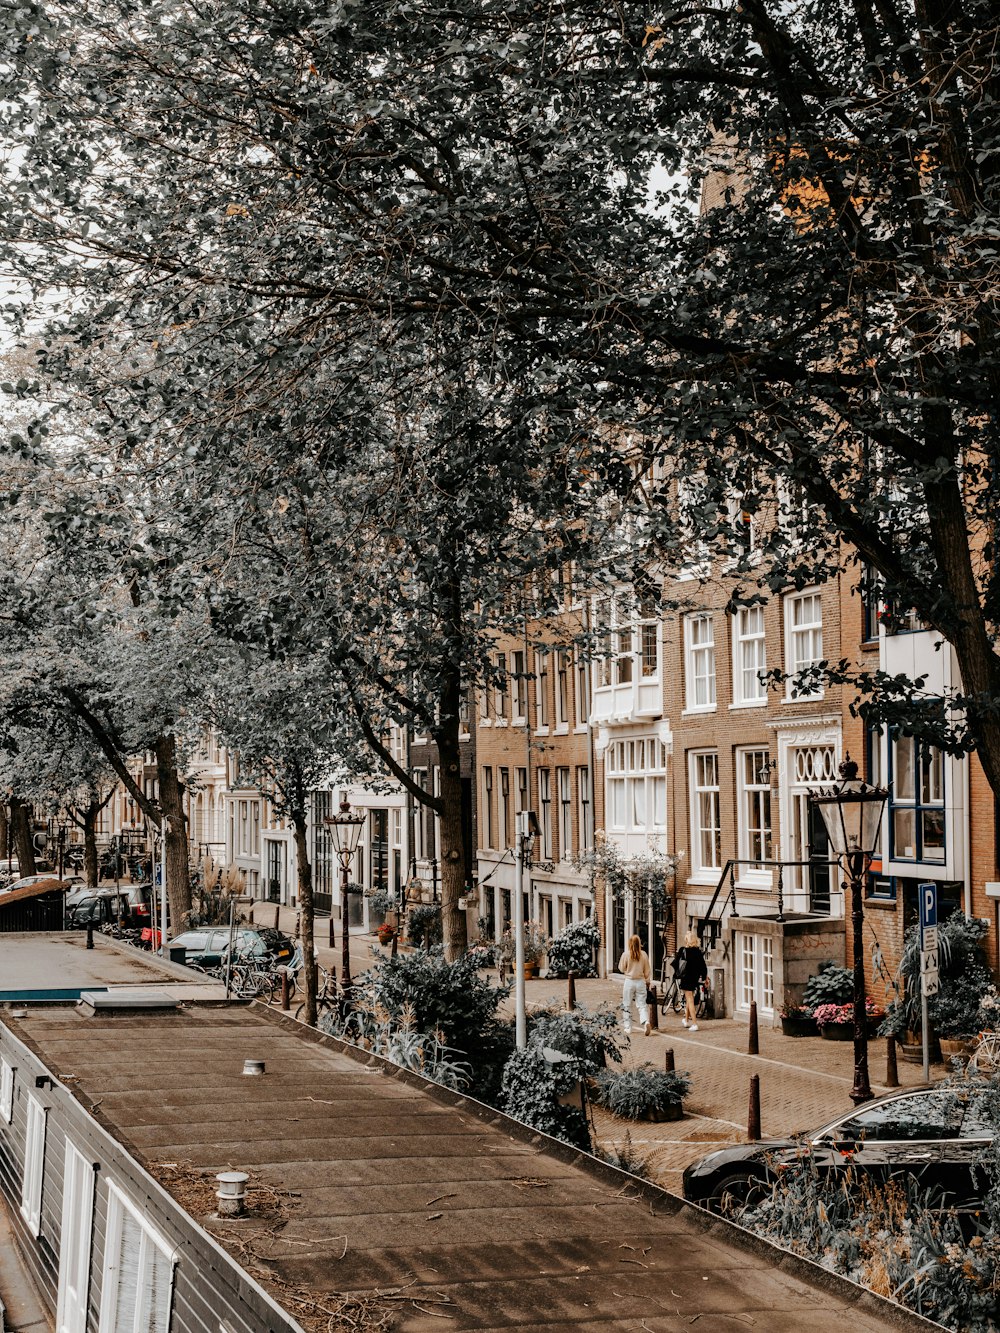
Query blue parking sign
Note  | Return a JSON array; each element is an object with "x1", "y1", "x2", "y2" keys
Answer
[{"x1": 919, "y1": 882, "x2": 937, "y2": 932}]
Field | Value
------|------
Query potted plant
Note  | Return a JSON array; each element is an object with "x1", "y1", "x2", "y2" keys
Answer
[
  {"x1": 376, "y1": 922, "x2": 396, "y2": 948},
  {"x1": 814, "y1": 998, "x2": 885, "y2": 1040},
  {"x1": 498, "y1": 922, "x2": 549, "y2": 977},
  {"x1": 779, "y1": 1003, "x2": 818, "y2": 1038},
  {"x1": 592, "y1": 1063, "x2": 691, "y2": 1123}
]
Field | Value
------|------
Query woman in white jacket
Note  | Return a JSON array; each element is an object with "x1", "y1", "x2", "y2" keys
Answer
[{"x1": 618, "y1": 933, "x2": 652, "y2": 1036}]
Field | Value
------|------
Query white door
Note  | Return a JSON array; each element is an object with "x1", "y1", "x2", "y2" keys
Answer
[{"x1": 56, "y1": 1140, "x2": 95, "y2": 1333}]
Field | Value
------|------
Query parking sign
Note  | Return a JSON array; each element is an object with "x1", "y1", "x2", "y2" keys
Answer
[{"x1": 919, "y1": 882, "x2": 937, "y2": 939}]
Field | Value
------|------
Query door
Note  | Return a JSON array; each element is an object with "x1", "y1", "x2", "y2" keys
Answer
[
  {"x1": 807, "y1": 801, "x2": 831, "y2": 913},
  {"x1": 57, "y1": 1141, "x2": 95, "y2": 1333}
]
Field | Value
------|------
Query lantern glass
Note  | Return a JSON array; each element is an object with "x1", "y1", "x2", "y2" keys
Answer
[
  {"x1": 328, "y1": 801, "x2": 365, "y2": 858},
  {"x1": 810, "y1": 757, "x2": 888, "y2": 861}
]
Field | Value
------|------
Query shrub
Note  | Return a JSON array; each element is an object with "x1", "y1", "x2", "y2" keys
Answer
[
  {"x1": 802, "y1": 963, "x2": 854, "y2": 1009},
  {"x1": 527, "y1": 1003, "x2": 623, "y2": 1073},
  {"x1": 406, "y1": 902, "x2": 442, "y2": 949},
  {"x1": 318, "y1": 1003, "x2": 472, "y2": 1092},
  {"x1": 882, "y1": 913, "x2": 992, "y2": 1038},
  {"x1": 595, "y1": 1131, "x2": 652, "y2": 1179},
  {"x1": 592, "y1": 1063, "x2": 690, "y2": 1120},
  {"x1": 497, "y1": 920, "x2": 549, "y2": 966},
  {"x1": 366, "y1": 888, "x2": 399, "y2": 917},
  {"x1": 499, "y1": 1045, "x2": 591, "y2": 1152},
  {"x1": 545, "y1": 917, "x2": 600, "y2": 978}
]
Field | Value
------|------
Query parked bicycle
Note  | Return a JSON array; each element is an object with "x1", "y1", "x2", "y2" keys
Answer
[
  {"x1": 294, "y1": 965, "x2": 342, "y2": 1024},
  {"x1": 659, "y1": 969, "x2": 711, "y2": 1021}
]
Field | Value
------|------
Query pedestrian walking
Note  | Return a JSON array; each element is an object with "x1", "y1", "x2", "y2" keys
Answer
[
  {"x1": 672, "y1": 930, "x2": 709, "y2": 1031},
  {"x1": 619, "y1": 933, "x2": 652, "y2": 1036}
]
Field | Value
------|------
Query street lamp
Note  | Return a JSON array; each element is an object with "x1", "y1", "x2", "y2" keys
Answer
[
  {"x1": 325, "y1": 794, "x2": 365, "y2": 997},
  {"x1": 513, "y1": 810, "x2": 539, "y2": 1050},
  {"x1": 809, "y1": 754, "x2": 888, "y2": 1105}
]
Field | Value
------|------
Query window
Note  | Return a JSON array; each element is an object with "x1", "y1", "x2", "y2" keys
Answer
[
  {"x1": 554, "y1": 650, "x2": 570, "y2": 728},
  {"x1": 21, "y1": 1094, "x2": 46, "y2": 1236},
  {"x1": 478, "y1": 686, "x2": 490, "y2": 724},
  {"x1": 865, "y1": 722, "x2": 885, "y2": 858},
  {"x1": 492, "y1": 653, "x2": 507, "y2": 722},
  {"x1": 684, "y1": 614, "x2": 716, "y2": 710},
  {"x1": 576, "y1": 767, "x2": 593, "y2": 852},
  {"x1": 605, "y1": 737, "x2": 668, "y2": 834},
  {"x1": 677, "y1": 473, "x2": 711, "y2": 575},
  {"x1": 99, "y1": 1183, "x2": 174, "y2": 1333},
  {"x1": 733, "y1": 606, "x2": 767, "y2": 705},
  {"x1": 737, "y1": 933, "x2": 774, "y2": 1013},
  {"x1": 499, "y1": 768, "x2": 511, "y2": 849},
  {"x1": 737, "y1": 749, "x2": 772, "y2": 872},
  {"x1": 557, "y1": 768, "x2": 572, "y2": 860},
  {"x1": 57, "y1": 1141, "x2": 96, "y2": 1333},
  {"x1": 535, "y1": 655, "x2": 550, "y2": 729},
  {"x1": 511, "y1": 650, "x2": 527, "y2": 724},
  {"x1": 413, "y1": 769, "x2": 429, "y2": 858},
  {"x1": 516, "y1": 767, "x2": 529, "y2": 818},
  {"x1": 482, "y1": 767, "x2": 495, "y2": 850},
  {"x1": 615, "y1": 615, "x2": 633, "y2": 684},
  {"x1": 0, "y1": 1058, "x2": 12, "y2": 1123},
  {"x1": 891, "y1": 734, "x2": 945, "y2": 862},
  {"x1": 861, "y1": 565, "x2": 882, "y2": 643},
  {"x1": 727, "y1": 469, "x2": 760, "y2": 559},
  {"x1": 638, "y1": 596, "x2": 660, "y2": 679},
  {"x1": 689, "y1": 751, "x2": 721, "y2": 877},
  {"x1": 574, "y1": 653, "x2": 590, "y2": 727},
  {"x1": 833, "y1": 1090, "x2": 964, "y2": 1144},
  {"x1": 785, "y1": 591, "x2": 824, "y2": 697},
  {"x1": 538, "y1": 769, "x2": 552, "y2": 859}
]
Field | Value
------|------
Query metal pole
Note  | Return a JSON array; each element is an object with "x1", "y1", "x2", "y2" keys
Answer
[
  {"x1": 340, "y1": 856, "x2": 352, "y2": 995},
  {"x1": 514, "y1": 811, "x2": 527, "y2": 1049},
  {"x1": 921, "y1": 986, "x2": 930, "y2": 1084},
  {"x1": 159, "y1": 816, "x2": 168, "y2": 956},
  {"x1": 849, "y1": 857, "x2": 873, "y2": 1105}
]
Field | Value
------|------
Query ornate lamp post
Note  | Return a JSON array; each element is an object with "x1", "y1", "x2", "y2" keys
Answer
[
  {"x1": 325, "y1": 795, "x2": 365, "y2": 998},
  {"x1": 810, "y1": 754, "x2": 888, "y2": 1105}
]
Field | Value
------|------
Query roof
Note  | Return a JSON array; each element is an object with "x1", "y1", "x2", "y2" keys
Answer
[
  {"x1": 0, "y1": 878, "x2": 71, "y2": 907},
  {"x1": 0, "y1": 931, "x2": 226, "y2": 1002},
  {"x1": 7, "y1": 1001, "x2": 939, "y2": 1333}
]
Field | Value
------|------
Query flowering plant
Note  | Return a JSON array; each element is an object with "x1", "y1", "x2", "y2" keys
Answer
[
  {"x1": 814, "y1": 999, "x2": 884, "y2": 1026},
  {"x1": 779, "y1": 1003, "x2": 814, "y2": 1019}
]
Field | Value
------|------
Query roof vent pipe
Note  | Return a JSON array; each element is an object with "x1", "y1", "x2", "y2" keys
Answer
[
  {"x1": 216, "y1": 1171, "x2": 249, "y2": 1216},
  {"x1": 242, "y1": 1059, "x2": 265, "y2": 1076}
]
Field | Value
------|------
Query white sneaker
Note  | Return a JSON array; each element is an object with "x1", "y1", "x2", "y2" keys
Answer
[
  {"x1": 689, "y1": 1024, "x2": 699, "y2": 1032},
  {"x1": 681, "y1": 1018, "x2": 689, "y2": 1028}
]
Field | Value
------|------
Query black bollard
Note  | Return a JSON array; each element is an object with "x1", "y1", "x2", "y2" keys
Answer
[
  {"x1": 886, "y1": 1034, "x2": 900, "y2": 1088},
  {"x1": 748, "y1": 1000, "x2": 759, "y2": 1056},
  {"x1": 649, "y1": 986, "x2": 659, "y2": 1031},
  {"x1": 665, "y1": 1048, "x2": 675, "y2": 1073},
  {"x1": 86, "y1": 922, "x2": 94, "y2": 951},
  {"x1": 391, "y1": 930, "x2": 398, "y2": 959},
  {"x1": 328, "y1": 917, "x2": 335, "y2": 950},
  {"x1": 281, "y1": 971, "x2": 290, "y2": 1012},
  {"x1": 748, "y1": 1073, "x2": 761, "y2": 1141},
  {"x1": 567, "y1": 970, "x2": 577, "y2": 1011}
]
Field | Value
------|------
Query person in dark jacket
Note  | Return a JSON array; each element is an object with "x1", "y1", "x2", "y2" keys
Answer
[{"x1": 672, "y1": 930, "x2": 709, "y2": 1031}]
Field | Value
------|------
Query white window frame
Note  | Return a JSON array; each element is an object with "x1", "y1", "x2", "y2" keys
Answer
[
  {"x1": 784, "y1": 590, "x2": 824, "y2": 700},
  {"x1": 732, "y1": 606, "x2": 767, "y2": 706},
  {"x1": 736, "y1": 748, "x2": 773, "y2": 884},
  {"x1": 574, "y1": 654, "x2": 590, "y2": 729},
  {"x1": 492, "y1": 653, "x2": 507, "y2": 724},
  {"x1": 683, "y1": 614, "x2": 716, "y2": 712},
  {"x1": 98, "y1": 1181, "x2": 176, "y2": 1333},
  {"x1": 538, "y1": 769, "x2": 552, "y2": 859},
  {"x1": 511, "y1": 650, "x2": 527, "y2": 724},
  {"x1": 57, "y1": 1140, "x2": 96, "y2": 1333},
  {"x1": 499, "y1": 767, "x2": 511, "y2": 849},
  {"x1": 554, "y1": 650, "x2": 570, "y2": 731},
  {"x1": 557, "y1": 767, "x2": 572, "y2": 861},
  {"x1": 576, "y1": 766, "x2": 593, "y2": 853},
  {"x1": 688, "y1": 750, "x2": 721, "y2": 881},
  {"x1": 0, "y1": 1058, "x2": 13, "y2": 1123},
  {"x1": 605, "y1": 738, "x2": 668, "y2": 835},
  {"x1": 21, "y1": 1094, "x2": 47, "y2": 1236},
  {"x1": 482, "y1": 767, "x2": 495, "y2": 850},
  {"x1": 737, "y1": 934, "x2": 775, "y2": 1015},
  {"x1": 534, "y1": 655, "x2": 550, "y2": 731}
]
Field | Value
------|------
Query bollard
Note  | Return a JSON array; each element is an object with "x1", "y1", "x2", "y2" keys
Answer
[
  {"x1": 649, "y1": 986, "x2": 658, "y2": 1031},
  {"x1": 567, "y1": 971, "x2": 577, "y2": 1011},
  {"x1": 748, "y1": 1000, "x2": 759, "y2": 1056},
  {"x1": 748, "y1": 1073, "x2": 761, "y2": 1141},
  {"x1": 273, "y1": 903, "x2": 280, "y2": 931},
  {"x1": 281, "y1": 971, "x2": 290, "y2": 1012},
  {"x1": 885, "y1": 1034, "x2": 900, "y2": 1088},
  {"x1": 665, "y1": 1048, "x2": 675, "y2": 1073},
  {"x1": 328, "y1": 917, "x2": 335, "y2": 950},
  {"x1": 86, "y1": 921, "x2": 94, "y2": 950},
  {"x1": 391, "y1": 930, "x2": 398, "y2": 958}
]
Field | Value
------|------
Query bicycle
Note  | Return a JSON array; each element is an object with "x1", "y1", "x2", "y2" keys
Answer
[
  {"x1": 659, "y1": 971, "x2": 711, "y2": 1021},
  {"x1": 294, "y1": 966, "x2": 341, "y2": 1024},
  {"x1": 968, "y1": 1030, "x2": 1000, "y2": 1075}
]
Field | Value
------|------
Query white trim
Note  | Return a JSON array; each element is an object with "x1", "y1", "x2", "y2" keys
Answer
[
  {"x1": 0, "y1": 1058, "x2": 13, "y2": 1123},
  {"x1": 783, "y1": 588, "x2": 824, "y2": 701},
  {"x1": 98, "y1": 1181, "x2": 177, "y2": 1333},
  {"x1": 56, "y1": 1140, "x2": 95, "y2": 1333},
  {"x1": 20, "y1": 1094, "x2": 47, "y2": 1236}
]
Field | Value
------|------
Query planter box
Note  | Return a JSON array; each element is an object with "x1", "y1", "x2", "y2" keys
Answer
[
  {"x1": 939, "y1": 1037, "x2": 974, "y2": 1059},
  {"x1": 781, "y1": 1015, "x2": 819, "y2": 1038},
  {"x1": 819, "y1": 1023, "x2": 854, "y2": 1041},
  {"x1": 641, "y1": 1101, "x2": 684, "y2": 1123}
]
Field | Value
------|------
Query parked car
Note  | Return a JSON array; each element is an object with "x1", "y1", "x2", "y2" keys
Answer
[
  {"x1": 66, "y1": 891, "x2": 133, "y2": 930},
  {"x1": 0, "y1": 873, "x2": 82, "y2": 896},
  {"x1": 65, "y1": 881, "x2": 155, "y2": 927},
  {"x1": 166, "y1": 927, "x2": 276, "y2": 969},
  {"x1": 682, "y1": 1085, "x2": 996, "y2": 1218}
]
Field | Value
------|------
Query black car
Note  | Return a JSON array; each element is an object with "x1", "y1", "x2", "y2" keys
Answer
[
  {"x1": 66, "y1": 882, "x2": 156, "y2": 929},
  {"x1": 682, "y1": 1084, "x2": 995, "y2": 1217}
]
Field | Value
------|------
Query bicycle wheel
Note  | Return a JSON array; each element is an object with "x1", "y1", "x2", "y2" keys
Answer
[
  {"x1": 671, "y1": 984, "x2": 685, "y2": 1014},
  {"x1": 696, "y1": 984, "x2": 712, "y2": 1019}
]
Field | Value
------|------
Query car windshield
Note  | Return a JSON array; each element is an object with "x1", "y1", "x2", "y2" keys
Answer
[
  {"x1": 818, "y1": 1089, "x2": 970, "y2": 1144},
  {"x1": 174, "y1": 933, "x2": 209, "y2": 950}
]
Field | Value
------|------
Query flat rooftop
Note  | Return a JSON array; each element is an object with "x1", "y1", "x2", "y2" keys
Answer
[
  {"x1": 0, "y1": 932, "x2": 225, "y2": 1001},
  {"x1": 5, "y1": 1001, "x2": 936, "y2": 1333}
]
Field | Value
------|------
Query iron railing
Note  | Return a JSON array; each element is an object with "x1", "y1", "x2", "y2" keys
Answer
[{"x1": 698, "y1": 856, "x2": 842, "y2": 949}]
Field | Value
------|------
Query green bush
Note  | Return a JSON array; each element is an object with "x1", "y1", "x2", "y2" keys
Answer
[
  {"x1": 499, "y1": 1045, "x2": 591, "y2": 1152},
  {"x1": 545, "y1": 917, "x2": 599, "y2": 978},
  {"x1": 527, "y1": 1003, "x2": 623, "y2": 1073},
  {"x1": 592, "y1": 1063, "x2": 690, "y2": 1120},
  {"x1": 595, "y1": 1131, "x2": 652, "y2": 1179},
  {"x1": 881, "y1": 913, "x2": 992, "y2": 1038},
  {"x1": 802, "y1": 962, "x2": 854, "y2": 1010},
  {"x1": 406, "y1": 902, "x2": 442, "y2": 948}
]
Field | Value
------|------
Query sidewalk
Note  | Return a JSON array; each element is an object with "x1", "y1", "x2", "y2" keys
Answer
[{"x1": 249, "y1": 910, "x2": 937, "y2": 1196}]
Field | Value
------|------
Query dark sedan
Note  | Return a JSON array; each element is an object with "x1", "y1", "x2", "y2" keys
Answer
[{"x1": 682, "y1": 1084, "x2": 995, "y2": 1216}]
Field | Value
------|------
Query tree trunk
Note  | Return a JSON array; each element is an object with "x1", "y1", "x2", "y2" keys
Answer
[
  {"x1": 154, "y1": 733, "x2": 191, "y2": 932},
  {"x1": 436, "y1": 666, "x2": 468, "y2": 961},
  {"x1": 291, "y1": 802, "x2": 317, "y2": 1026},
  {"x1": 83, "y1": 803, "x2": 100, "y2": 888},
  {"x1": 0, "y1": 802, "x2": 8, "y2": 861},
  {"x1": 10, "y1": 796, "x2": 36, "y2": 876}
]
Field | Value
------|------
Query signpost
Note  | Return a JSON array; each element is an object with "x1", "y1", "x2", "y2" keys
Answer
[{"x1": 919, "y1": 883, "x2": 938, "y2": 1081}]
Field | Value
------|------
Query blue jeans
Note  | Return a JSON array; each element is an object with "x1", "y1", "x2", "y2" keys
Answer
[{"x1": 622, "y1": 978, "x2": 649, "y2": 1033}]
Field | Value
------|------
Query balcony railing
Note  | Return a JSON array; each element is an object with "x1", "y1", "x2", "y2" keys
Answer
[{"x1": 698, "y1": 857, "x2": 841, "y2": 950}]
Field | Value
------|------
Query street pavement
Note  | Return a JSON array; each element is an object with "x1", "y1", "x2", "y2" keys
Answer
[{"x1": 253, "y1": 904, "x2": 941, "y2": 1196}]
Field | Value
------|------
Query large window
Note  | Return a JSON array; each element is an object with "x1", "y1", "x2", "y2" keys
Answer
[
  {"x1": 737, "y1": 749, "x2": 772, "y2": 872},
  {"x1": 574, "y1": 654, "x2": 590, "y2": 728},
  {"x1": 21, "y1": 1094, "x2": 46, "y2": 1236},
  {"x1": 733, "y1": 606, "x2": 767, "y2": 705},
  {"x1": 511, "y1": 650, "x2": 527, "y2": 724},
  {"x1": 535, "y1": 655, "x2": 550, "y2": 730},
  {"x1": 554, "y1": 651, "x2": 570, "y2": 729},
  {"x1": 689, "y1": 751, "x2": 721, "y2": 877},
  {"x1": 57, "y1": 1141, "x2": 96, "y2": 1333},
  {"x1": 576, "y1": 766, "x2": 593, "y2": 852},
  {"x1": 499, "y1": 768, "x2": 511, "y2": 849},
  {"x1": 482, "y1": 767, "x2": 495, "y2": 850},
  {"x1": 784, "y1": 591, "x2": 824, "y2": 698},
  {"x1": 99, "y1": 1183, "x2": 174, "y2": 1333},
  {"x1": 738, "y1": 933, "x2": 775, "y2": 1013},
  {"x1": 557, "y1": 767, "x2": 572, "y2": 860},
  {"x1": 684, "y1": 614, "x2": 716, "y2": 711},
  {"x1": 492, "y1": 653, "x2": 508, "y2": 722},
  {"x1": 538, "y1": 769, "x2": 552, "y2": 859},
  {"x1": 606, "y1": 737, "x2": 668, "y2": 834},
  {"x1": 891, "y1": 734, "x2": 945, "y2": 862}
]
